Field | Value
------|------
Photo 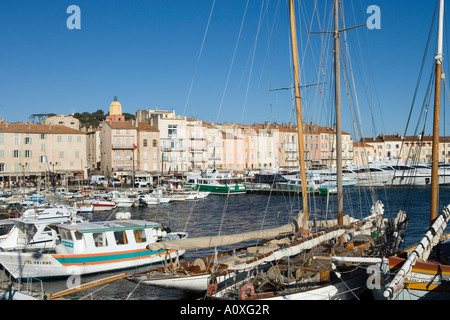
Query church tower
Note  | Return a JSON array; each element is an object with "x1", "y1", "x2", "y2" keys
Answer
[{"x1": 106, "y1": 96, "x2": 125, "y2": 121}]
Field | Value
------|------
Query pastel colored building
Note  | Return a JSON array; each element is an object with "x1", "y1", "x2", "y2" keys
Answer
[{"x1": 0, "y1": 121, "x2": 86, "y2": 186}]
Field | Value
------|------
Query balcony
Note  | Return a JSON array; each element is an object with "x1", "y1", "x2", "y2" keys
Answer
[
  {"x1": 162, "y1": 147, "x2": 185, "y2": 152},
  {"x1": 189, "y1": 147, "x2": 207, "y2": 152},
  {"x1": 112, "y1": 144, "x2": 134, "y2": 150}
]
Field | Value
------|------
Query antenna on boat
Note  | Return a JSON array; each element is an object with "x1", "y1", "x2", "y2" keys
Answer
[{"x1": 430, "y1": 0, "x2": 445, "y2": 226}]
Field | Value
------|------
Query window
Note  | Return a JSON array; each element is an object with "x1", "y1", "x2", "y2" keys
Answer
[
  {"x1": 0, "y1": 163, "x2": 5, "y2": 172},
  {"x1": 93, "y1": 232, "x2": 108, "y2": 247},
  {"x1": 13, "y1": 150, "x2": 20, "y2": 158},
  {"x1": 57, "y1": 136, "x2": 62, "y2": 142},
  {"x1": 39, "y1": 156, "x2": 47, "y2": 163},
  {"x1": 59, "y1": 229, "x2": 72, "y2": 241},
  {"x1": 59, "y1": 152, "x2": 64, "y2": 159},
  {"x1": 143, "y1": 139, "x2": 148, "y2": 147},
  {"x1": 68, "y1": 136, "x2": 72, "y2": 142},
  {"x1": 114, "y1": 231, "x2": 128, "y2": 245},
  {"x1": 168, "y1": 125, "x2": 177, "y2": 137},
  {"x1": 153, "y1": 139, "x2": 157, "y2": 147},
  {"x1": 24, "y1": 137, "x2": 31, "y2": 145},
  {"x1": 133, "y1": 229, "x2": 147, "y2": 243},
  {"x1": 24, "y1": 150, "x2": 31, "y2": 158}
]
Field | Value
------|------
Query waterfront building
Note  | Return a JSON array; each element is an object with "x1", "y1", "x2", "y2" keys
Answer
[
  {"x1": 204, "y1": 123, "x2": 224, "y2": 170},
  {"x1": 359, "y1": 134, "x2": 450, "y2": 165},
  {"x1": 318, "y1": 126, "x2": 353, "y2": 167},
  {"x1": 100, "y1": 120, "x2": 138, "y2": 176},
  {"x1": 136, "y1": 108, "x2": 176, "y2": 122},
  {"x1": 353, "y1": 141, "x2": 375, "y2": 166},
  {"x1": 86, "y1": 128, "x2": 101, "y2": 170},
  {"x1": 148, "y1": 114, "x2": 188, "y2": 173},
  {"x1": 137, "y1": 122, "x2": 160, "y2": 172},
  {"x1": 0, "y1": 121, "x2": 86, "y2": 186},
  {"x1": 186, "y1": 118, "x2": 209, "y2": 170}
]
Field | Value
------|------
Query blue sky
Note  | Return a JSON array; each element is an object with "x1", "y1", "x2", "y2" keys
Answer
[{"x1": 0, "y1": 0, "x2": 447, "y2": 139}]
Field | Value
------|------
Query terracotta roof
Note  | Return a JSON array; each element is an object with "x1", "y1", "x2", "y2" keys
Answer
[
  {"x1": 137, "y1": 122, "x2": 159, "y2": 132},
  {"x1": 353, "y1": 142, "x2": 373, "y2": 147},
  {"x1": 360, "y1": 135, "x2": 450, "y2": 143},
  {"x1": 0, "y1": 122, "x2": 85, "y2": 134},
  {"x1": 105, "y1": 120, "x2": 137, "y2": 130}
]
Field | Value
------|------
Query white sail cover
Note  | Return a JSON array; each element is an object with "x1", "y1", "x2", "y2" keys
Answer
[
  {"x1": 383, "y1": 204, "x2": 450, "y2": 298},
  {"x1": 147, "y1": 212, "x2": 307, "y2": 251}
]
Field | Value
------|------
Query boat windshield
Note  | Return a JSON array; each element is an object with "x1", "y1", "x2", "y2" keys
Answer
[{"x1": 17, "y1": 222, "x2": 37, "y2": 242}]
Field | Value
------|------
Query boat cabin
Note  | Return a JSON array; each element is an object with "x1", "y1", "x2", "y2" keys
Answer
[{"x1": 55, "y1": 220, "x2": 175, "y2": 255}]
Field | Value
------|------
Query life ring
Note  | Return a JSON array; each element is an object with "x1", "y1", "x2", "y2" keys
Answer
[
  {"x1": 208, "y1": 279, "x2": 218, "y2": 295},
  {"x1": 240, "y1": 283, "x2": 255, "y2": 300}
]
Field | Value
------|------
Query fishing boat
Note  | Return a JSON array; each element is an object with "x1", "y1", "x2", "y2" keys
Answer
[
  {"x1": 0, "y1": 214, "x2": 188, "y2": 279},
  {"x1": 372, "y1": 0, "x2": 450, "y2": 300}
]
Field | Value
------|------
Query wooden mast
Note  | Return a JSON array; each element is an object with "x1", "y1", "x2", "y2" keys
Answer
[
  {"x1": 430, "y1": 0, "x2": 445, "y2": 226},
  {"x1": 334, "y1": 0, "x2": 344, "y2": 226},
  {"x1": 289, "y1": 0, "x2": 309, "y2": 221}
]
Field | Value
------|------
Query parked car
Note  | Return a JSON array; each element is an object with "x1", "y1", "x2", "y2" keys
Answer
[
  {"x1": 91, "y1": 175, "x2": 107, "y2": 186},
  {"x1": 109, "y1": 178, "x2": 121, "y2": 187}
]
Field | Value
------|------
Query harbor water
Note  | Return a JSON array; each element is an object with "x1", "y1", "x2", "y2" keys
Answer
[{"x1": 21, "y1": 186, "x2": 450, "y2": 300}]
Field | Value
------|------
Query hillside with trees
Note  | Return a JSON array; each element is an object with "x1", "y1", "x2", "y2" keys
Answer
[{"x1": 30, "y1": 110, "x2": 136, "y2": 129}]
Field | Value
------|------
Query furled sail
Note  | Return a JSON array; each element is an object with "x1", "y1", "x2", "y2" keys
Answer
[
  {"x1": 147, "y1": 212, "x2": 308, "y2": 251},
  {"x1": 383, "y1": 205, "x2": 450, "y2": 298}
]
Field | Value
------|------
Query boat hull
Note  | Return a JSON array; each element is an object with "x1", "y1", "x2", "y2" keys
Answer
[
  {"x1": 0, "y1": 248, "x2": 185, "y2": 279},
  {"x1": 373, "y1": 256, "x2": 450, "y2": 300},
  {"x1": 210, "y1": 267, "x2": 368, "y2": 300},
  {"x1": 132, "y1": 272, "x2": 212, "y2": 292}
]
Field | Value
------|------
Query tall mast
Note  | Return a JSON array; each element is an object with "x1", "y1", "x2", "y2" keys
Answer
[
  {"x1": 430, "y1": 0, "x2": 445, "y2": 226},
  {"x1": 334, "y1": 0, "x2": 344, "y2": 226},
  {"x1": 289, "y1": 0, "x2": 309, "y2": 221}
]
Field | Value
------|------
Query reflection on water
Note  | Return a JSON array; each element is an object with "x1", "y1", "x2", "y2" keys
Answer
[{"x1": 27, "y1": 187, "x2": 450, "y2": 299}]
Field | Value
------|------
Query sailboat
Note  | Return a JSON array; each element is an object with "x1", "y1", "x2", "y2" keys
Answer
[
  {"x1": 205, "y1": 0, "x2": 409, "y2": 300},
  {"x1": 372, "y1": 0, "x2": 450, "y2": 300},
  {"x1": 126, "y1": 0, "x2": 406, "y2": 299}
]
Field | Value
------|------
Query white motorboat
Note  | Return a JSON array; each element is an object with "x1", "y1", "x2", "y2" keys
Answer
[
  {"x1": 139, "y1": 188, "x2": 172, "y2": 205},
  {"x1": 0, "y1": 205, "x2": 85, "y2": 252},
  {"x1": 109, "y1": 191, "x2": 133, "y2": 207}
]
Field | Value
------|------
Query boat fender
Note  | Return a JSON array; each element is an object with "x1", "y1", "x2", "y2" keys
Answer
[
  {"x1": 240, "y1": 283, "x2": 255, "y2": 300},
  {"x1": 208, "y1": 279, "x2": 218, "y2": 295},
  {"x1": 161, "y1": 224, "x2": 171, "y2": 233}
]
